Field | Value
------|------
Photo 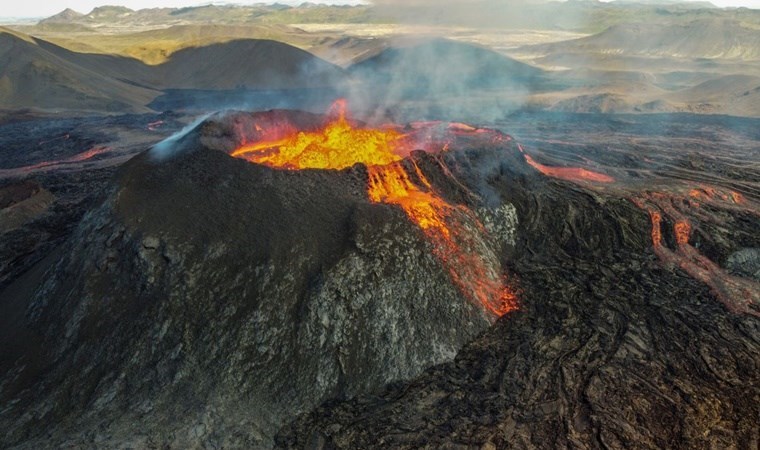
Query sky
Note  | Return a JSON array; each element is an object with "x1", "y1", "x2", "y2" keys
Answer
[
  {"x1": 1, "y1": 1, "x2": 366, "y2": 18},
  {"x1": 1, "y1": 0, "x2": 758, "y2": 18}
]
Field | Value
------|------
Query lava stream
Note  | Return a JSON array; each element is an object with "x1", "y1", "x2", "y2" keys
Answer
[
  {"x1": 231, "y1": 101, "x2": 517, "y2": 317},
  {"x1": 636, "y1": 195, "x2": 759, "y2": 317},
  {"x1": 518, "y1": 144, "x2": 615, "y2": 184},
  {"x1": 367, "y1": 163, "x2": 516, "y2": 316},
  {"x1": 0, "y1": 146, "x2": 112, "y2": 177}
]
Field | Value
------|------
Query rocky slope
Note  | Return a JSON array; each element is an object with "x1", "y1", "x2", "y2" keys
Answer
[
  {"x1": 0, "y1": 110, "x2": 516, "y2": 448},
  {"x1": 277, "y1": 151, "x2": 760, "y2": 449},
  {"x1": 1, "y1": 109, "x2": 758, "y2": 449}
]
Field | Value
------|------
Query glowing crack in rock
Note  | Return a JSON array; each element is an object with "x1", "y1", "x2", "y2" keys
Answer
[{"x1": 231, "y1": 100, "x2": 517, "y2": 317}]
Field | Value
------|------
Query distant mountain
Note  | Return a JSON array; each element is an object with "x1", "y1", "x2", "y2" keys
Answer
[
  {"x1": 154, "y1": 39, "x2": 346, "y2": 90},
  {"x1": 87, "y1": 5, "x2": 135, "y2": 20},
  {"x1": 34, "y1": 4, "x2": 376, "y2": 28},
  {"x1": 38, "y1": 8, "x2": 84, "y2": 24},
  {"x1": 0, "y1": 28, "x2": 346, "y2": 112},
  {"x1": 32, "y1": 0, "x2": 760, "y2": 32},
  {"x1": 0, "y1": 28, "x2": 157, "y2": 113},
  {"x1": 611, "y1": 0, "x2": 716, "y2": 7},
  {"x1": 351, "y1": 39, "x2": 546, "y2": 97},
  {"x1": 525, "y1": 19, "x2": 760, "y2": 60},
  {"x1": 371, "y1": 0, "x2": 759, "y2": 32}
]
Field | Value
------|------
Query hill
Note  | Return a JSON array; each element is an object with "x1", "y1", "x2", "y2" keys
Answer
[
  {"x1": 38, "y1": 8, "x2": 84, "y2": 24},
  {"x1": 33, "y1": 4, "x2": 378, "y2": 30},
  {"x1": 525, "y1": 19, "x2": 760, "y2": 60},
  {"x1": 351, "y1": 39, "x2": 545, "y2": 97},
  {"x1": 0, "y1": 28, "x2": 347, "y2": 112},
  {"x1": 154, "y1": 39, "x2": 346, "y2": 90},
  {"x1": 0, "y1": 28, "x2": 157, "y2": 113},
  {"x1": 22, "y1": 24, "x2": 319, "y2": 65},
  {"x1": 666, "y1": 74, "x2": 760, "y2": 115}
]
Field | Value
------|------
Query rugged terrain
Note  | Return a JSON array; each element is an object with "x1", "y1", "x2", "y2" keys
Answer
[
  {"x1": 0, "y1": 110, "x2": 520, "y2": 448},
  {"x1": 1, "y1": 106, "x2": 758, "y2": 449},
  {"x1": 0, "y1": 1, "x2": 759, "y2": 449},
  {"x1": 4, "y1": 4, "x2": 760, "y2": 117}
]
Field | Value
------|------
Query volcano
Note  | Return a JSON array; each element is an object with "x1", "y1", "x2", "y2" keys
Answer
[
  {"x1": 1, "y1": 104, "x2": 758, "y2": 449},
  {"x1": 0, "y1": 104, "x2": 525, "y2": 448}
]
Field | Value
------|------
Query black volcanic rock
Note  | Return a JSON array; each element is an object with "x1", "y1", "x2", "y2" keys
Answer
[
  {"x1": 1, "y1": 109, "x2": 758, "y2": 450},
  {"x1": 0, "y1": 110, "x2": 517, "y2": 448},
  {"x1": 276, "y1": 161, "x2": 760, "y2": 449}
]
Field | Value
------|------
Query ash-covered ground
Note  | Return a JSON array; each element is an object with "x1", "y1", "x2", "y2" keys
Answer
[{"x1": 0, "y1": 109, "x2": 758, "y2": 449}]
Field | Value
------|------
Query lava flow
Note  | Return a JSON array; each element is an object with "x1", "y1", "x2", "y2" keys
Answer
[
  {"x1": 232, "y1": 100, "x2": 517, "y2": 317},
  {"x1": 634, "y1": 193, "x2": 760, "y2": 318},
  {"x1": 518, "y1": 144, "x2": 615, "y2": 183},
  {"x1": 0, "y1": 146, "x2": 112, "y2": 178}
]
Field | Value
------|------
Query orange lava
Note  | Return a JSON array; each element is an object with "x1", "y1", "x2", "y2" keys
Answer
[
  {"x1": 636, "y1": 194, "x2": 759, "y2": 318},
  {"x1": 649, "y1": 210, "x2": 663, "y2": 247},
  {"x1": 730, "y1": 191, "x2": 744, "y2": 204},
  {"x1": 1, "y1": 146, "x2": 112, "y2": 175},
  {"x1": 233, "y1": 100, "x2": 407, "y2": 170},
  {"x1": 674, "y1": 221, "x2": 691, "y2": 245},
  {"x1": 518, "y1": 144, "x2": 614, "y2": 184},
  {"x1": 689, "y1": 186, "x2": 746, "y2": 206},
  {"x1": 367, "y1": 162, "x2": 517, "y2": 316},
  {"x1": 231, "y1": 100, "x2": 517, "y2": 317},
  {"x1": 523, "y1": 154, "x2": 615, "y2": 183}
]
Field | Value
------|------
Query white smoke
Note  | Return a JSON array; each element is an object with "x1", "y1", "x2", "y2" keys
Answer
[{"x1": 150, "y1": 113, "x2": 213, "y2": 161}]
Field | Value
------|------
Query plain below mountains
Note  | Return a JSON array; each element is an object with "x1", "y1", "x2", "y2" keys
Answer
[{"x1": 0, "y1": 27, "x2": 346, "y2": 113}]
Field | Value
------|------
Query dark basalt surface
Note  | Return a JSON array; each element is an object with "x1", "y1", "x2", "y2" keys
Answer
[
  {"x1": 277, "y1": 175, "x2": 760, "y2": 448},
  {"x1": 0, "y1": 110, "x2": 758, "y2": 450},
  {"x1": 275, "y1": 112, "x2": 760, "y2": 448},
  {"x1": 0, "y1": 111, "x2": 517, "y2": 448}
]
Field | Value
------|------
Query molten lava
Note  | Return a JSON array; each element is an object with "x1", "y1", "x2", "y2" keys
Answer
[
  {"x1": 634, "y1": 193, "x2": 759, "y2": 318},
  {"x1": 231, "y1": 101, "x2": 517, "y2": 317},
  {"x1": 0, "y1": 146, "x2": 112, "y2": 177},
  {"x1": 233, "y1": 101, "x2": 406, "y2": 170},
  {"x1": 689, "y1": 186, "x2": 746, "y2": 206},
  {"x1": 674, "y1": 221, "x2": 691, "y2": 245},
  {"x1": 518, "y1": 144, "x2": 615, "y2": 184}
]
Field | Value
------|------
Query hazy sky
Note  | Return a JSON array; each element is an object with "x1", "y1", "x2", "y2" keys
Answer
[
  {"x1": 2, "y1": 1, "x2": 365, "y2": 18},
  {"x1": 2, "y1": 0, "x2": 758, "y2": 18}
]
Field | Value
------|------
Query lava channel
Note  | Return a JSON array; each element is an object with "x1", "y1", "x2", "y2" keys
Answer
[
  {"x1": 518, "y1": 144, "x2": 615, "y2": 184},
  {"x1": 0, "y1": 146, "x2": 111, "y2": 177},
  {"x1": 231, "y1": 100, "x2": 518, "y2": 317},
  {"x1": 634, "y1": 193, "x2": 760, "y2": 318}
]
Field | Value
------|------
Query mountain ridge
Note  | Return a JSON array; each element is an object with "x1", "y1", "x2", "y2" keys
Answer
[{"x1": 0, "y1": 28, "x2": 347, "y2": 112}]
